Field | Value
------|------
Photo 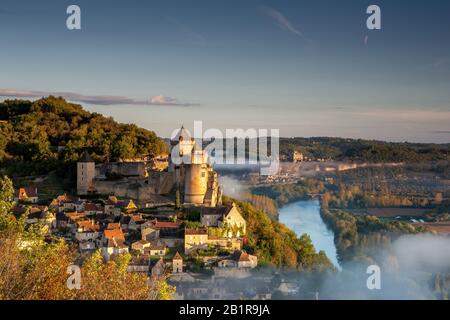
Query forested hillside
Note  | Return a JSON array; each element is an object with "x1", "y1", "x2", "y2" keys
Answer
[
  {"x1": 0, "y1": 96, "x2": 167, "y2": 177},
  {"x1": 222, "y1": 197, "x2": 333, "y2": 271},
  {"x1": 280, "y1": 137, "x2": 449, "y2": 162}
]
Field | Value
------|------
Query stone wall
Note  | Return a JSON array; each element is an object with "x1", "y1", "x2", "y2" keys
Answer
[{"x1": 93, "y1": 178, "x2": 156, "y2": 202}]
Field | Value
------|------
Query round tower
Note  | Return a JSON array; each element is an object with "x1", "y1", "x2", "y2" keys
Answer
[{"x1": 184, "y1": 163, "x2": 208, "y2": 204}]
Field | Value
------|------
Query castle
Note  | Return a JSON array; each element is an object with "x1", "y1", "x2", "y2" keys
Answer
[{"x1": 77, "y1": 126, "x2": 222, "y2": 207}]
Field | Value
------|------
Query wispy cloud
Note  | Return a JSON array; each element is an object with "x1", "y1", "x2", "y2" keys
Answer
[
  {"x1": 364, "y1": 35, "x2": 369, "y2": 45},
  {"x1": 0, "y1": 89, "x2": 198, "y2": 107},
  {"x1": 260, "y1": 5, "x2": 309, "y2": 41},
  {"x1": 165, "y1": 16, "x2": 206, "y2": 45}
]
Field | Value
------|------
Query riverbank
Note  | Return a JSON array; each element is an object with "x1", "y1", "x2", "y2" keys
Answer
[{"x1": 279, "y1": 200, "x2": 340, "y2": 269}]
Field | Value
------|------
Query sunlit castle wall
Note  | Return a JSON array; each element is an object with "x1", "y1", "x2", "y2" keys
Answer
[{"x1": 184, "y1": 163, "x2": 209, "y2": 204}]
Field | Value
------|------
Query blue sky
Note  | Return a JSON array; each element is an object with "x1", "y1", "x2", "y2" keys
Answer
[{"x1": 0, "y1": 0, "x2": 449, "y2": 142}]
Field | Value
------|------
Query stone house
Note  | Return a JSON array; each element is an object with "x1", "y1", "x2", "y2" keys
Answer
[
  {"x1": 84, "y1": 203, "x2": 104, "y2": 216},
  {"x1": 172, "y1": 251, "x2": 183, "y2": 273},
  {"x1": 216, "y1": 250, "x2": 257, "y2": 269},
  {"x1": 200, "y1": 203, "x2": 246, "y2": 236},
  {"x1": 184, "y1": 228, "x2": 242, "y2": 253},
  {"x1": 184, "y1": 228, "x2": 208, "y2": 252},
  {"x1": 101, "y1": 238, "x2": 129, "y2": 261},
  {"x1": 75, "y1": 220, "x2": 101, "y2": 242},
  {"x1": 14, "y1": 187, "x2": 38, "y2": 203},
  {"x1": 127, "y1": 255, "x2": 150, "y2": 273},
  {"x1": 141, "y1": 224, "x2": 160, "y2": 241},
  {"x1": 144, "y1": 242, "x2": 167, "y2": 256},
  {"x1": 131, "y1": 239, "x2": 151, "y2": 253}
]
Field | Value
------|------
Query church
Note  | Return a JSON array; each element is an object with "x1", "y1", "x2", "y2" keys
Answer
[{"x1": 76, "y1": 126, "x2": 222, "y2": 207}]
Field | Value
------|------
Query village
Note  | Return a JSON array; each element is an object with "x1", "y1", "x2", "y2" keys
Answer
[{"x1": 10, "y1": 126, "x2": 268, "y2": 299}]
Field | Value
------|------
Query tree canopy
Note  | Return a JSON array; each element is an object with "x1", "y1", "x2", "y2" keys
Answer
[
  {"x1": 223, "y1": 197, "x2": 333, "y2": 272},
  {"x1": 0, "y1": 175, "x2": 173, "y2": 300},
  {"x1": 0, "y1": 96, "x2": 168, "y2": 177}
]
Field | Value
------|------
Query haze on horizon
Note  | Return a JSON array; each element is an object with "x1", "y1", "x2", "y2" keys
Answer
[{"x1": 1, "y1": 0, "x2": 449, "y2": 143}]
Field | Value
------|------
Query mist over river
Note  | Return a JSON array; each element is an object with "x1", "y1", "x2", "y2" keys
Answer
[{"x1": 279, "y1": 200, "x2": 341, "y2": 269}]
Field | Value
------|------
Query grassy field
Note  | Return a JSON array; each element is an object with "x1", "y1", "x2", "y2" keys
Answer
[
  {"x1": 364, "y1": 207, "x2": 430, "y2": 218},
  {"x1": 416, "y1": 222, "x2": 450, "y2": 235},
  {"x1": 12, "y1": 171, "x2": 73, "y2": 202}
]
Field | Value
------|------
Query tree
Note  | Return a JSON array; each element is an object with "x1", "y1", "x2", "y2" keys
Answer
[
  {"x1": 154, "y1": 278, "x2": 176, "y2": 300},
  {"x1": 0, "y1": 97, "x2": 168, "y2": 179},
  {"x1": 0, "y1": 174, "x2": 175, "y2": 300}
]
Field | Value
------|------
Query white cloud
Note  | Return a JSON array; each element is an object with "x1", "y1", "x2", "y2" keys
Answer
[
  {"x1": 260, "y1": 6, "x2": 306, "y2": 39},
  {"x1": 0, "y1": 88, "x2": 198, "y2": 107}
]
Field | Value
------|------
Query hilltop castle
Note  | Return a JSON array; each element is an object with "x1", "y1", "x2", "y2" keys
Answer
[{"x1": 77, "y1": 126, "x2": 222, "y2": 207}]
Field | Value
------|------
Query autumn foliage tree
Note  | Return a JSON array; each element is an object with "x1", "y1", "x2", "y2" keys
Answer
[
  {"x1": 222, "y1": 197, "x2": 333, "y2": 271},
  {"x1": 0, "y1": 175, "x2": 174, "y2": 300},
  {"x1": 0, "y1": 97, "x2": 168, "y2": 177}
]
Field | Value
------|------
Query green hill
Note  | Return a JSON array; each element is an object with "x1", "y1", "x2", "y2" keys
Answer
[
  {"x1": 0, "y1": 96, "x2": 167, "y2": 178},
  {"x1": 280, "y1": 137, "x2": 449, "y2": 162}
]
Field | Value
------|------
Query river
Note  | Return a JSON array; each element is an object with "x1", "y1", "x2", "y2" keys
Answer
[{"x1": 279, "y1": 199, "x2": 341, "y2": 269}]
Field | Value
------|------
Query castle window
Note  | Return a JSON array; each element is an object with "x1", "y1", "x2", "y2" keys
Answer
[{"x1": 201, "y1": 172, "x2": 206, "y2": 178}]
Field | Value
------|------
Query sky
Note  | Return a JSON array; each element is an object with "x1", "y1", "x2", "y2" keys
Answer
[{"x1": 0, "y1": 0, "x2": 449, "y2": 142}]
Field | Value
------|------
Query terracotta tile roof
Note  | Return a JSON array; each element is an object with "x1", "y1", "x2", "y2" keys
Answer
[
  {"x1": 29, "y1": 206, "x2": 45, "y2": 215},
  {"x1": 149, "y1": 242, "x2": 167, "y2": 251},
  {"x1": 54, "y1": 194, "x2": 79, "y2": 204},
  {"x1": 107, "y1": 195, "x2": 118, "y2": 205},
  {"x1": 104, "y1": 228, "x2": 125, "y2": 241},
  {"x1": 133, "y1": 239, "x2": 150, "y2": 246},
  {"x1": 173, "y1": 251, "x2": 183, "y2": 260},
  {"x1": 107, "y1": 238, "x2": 127, "y2": 248},
  {"x1": 185, "y1": 228, "x2": 208, "y2": 235},
  {"x1": 77, "y1": 220, "x2": 100, "y2": 232},
  {"x1": 106, "y1": 223, "x2": 120, "y2": 230},
  {"x1": 67, "y1": 212, "x2": 86, "y2": 222},
  {"x1": 131, "y1": 215, "x2": 143, "y2": 222},
  {"x1": 84, "y1": 203, "x2": 103, "y2": 212},
  {"x1": 232, "y1": 250, "x2": 250, "y2": 262},
  {"x1": 154, "y1": 221, "x2": 180, "y2": 229}
]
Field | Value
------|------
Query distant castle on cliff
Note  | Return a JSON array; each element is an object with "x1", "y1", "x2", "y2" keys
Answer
[{"x1": 77, "y1": 126, "x2": 222, "y2": 207}]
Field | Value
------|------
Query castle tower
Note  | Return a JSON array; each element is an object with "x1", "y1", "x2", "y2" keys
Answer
[
  {"x1": 172, "y1": 251, "x2": 183, "y2": 273},
  {"x1": 170, "y1": 125, "x2": 195, "y2": 159},
  {"x1": 168, "y1": 125, "x2": 220, "y2": 206},
  {"x1": 77, "y1": 151, "x2": 95, "y2": 195},
  {"x1": 184, "y1": 163, "x2": 209, "y2": 204}
]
